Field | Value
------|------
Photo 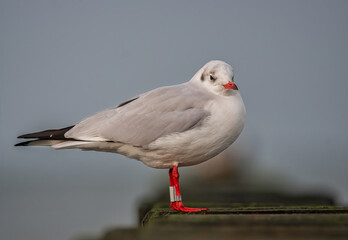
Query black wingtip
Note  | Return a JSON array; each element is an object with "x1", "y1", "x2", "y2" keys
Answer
[
  {"x1": 15, "y1": 140, "x2": 33, "y2": 146},
  {"x1": 17, "y1": 134, "x2": 29, "y2": 139},
  {"x1": 16, "y1": 125, "x2": 75, "y2": 140}
]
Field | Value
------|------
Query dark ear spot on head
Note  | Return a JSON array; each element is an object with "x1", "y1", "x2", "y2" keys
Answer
[
  {"x1": 200, "y1": 73, "x2": 205, "y2": 81},
  {"x1": 209, "y1": 71, "x2": 217, "y2": 81}
]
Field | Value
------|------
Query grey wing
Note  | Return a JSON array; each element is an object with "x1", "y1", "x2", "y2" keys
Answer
[{"x1": 65, "y1": 84, "x2": 211, "y2": 146}]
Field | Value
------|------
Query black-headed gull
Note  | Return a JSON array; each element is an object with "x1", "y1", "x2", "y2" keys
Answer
[{"x1": 16, "y1": 60, "x2": 246, "y2": 212}]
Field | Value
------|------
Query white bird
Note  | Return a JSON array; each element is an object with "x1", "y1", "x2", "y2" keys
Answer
[{"x1": 16, "y1": 60, "x2": 246, "y2": 212}]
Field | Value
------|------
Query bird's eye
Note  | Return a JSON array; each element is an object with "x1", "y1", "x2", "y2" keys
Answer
[{"x1": 210, "y1": 75, "x2": 217, "y2": 81}]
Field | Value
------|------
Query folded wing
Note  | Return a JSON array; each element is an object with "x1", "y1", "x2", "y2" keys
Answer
[{"x1": 65, "y1": 83, "x2": 211, "y2": 146}]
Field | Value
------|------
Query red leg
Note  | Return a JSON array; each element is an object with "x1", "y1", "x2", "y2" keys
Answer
[
  {"x1": 169, "y1": 168, "x2": 177, "y2": 210},
  {"x1": 169, "y1": 168, "x2": 174, "y2": 186},
  {"x1": 168, "y1": 166, "x2": 209, "y2": 212}
]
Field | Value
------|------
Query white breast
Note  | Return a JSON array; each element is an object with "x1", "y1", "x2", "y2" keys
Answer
[{"x1": 140, "y1": 92, "x2": 246, "y2": 168}]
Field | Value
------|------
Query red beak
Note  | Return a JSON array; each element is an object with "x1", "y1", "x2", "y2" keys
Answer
[{"x1": 222, "y1": 81, "x2": 238, "y2": 90}]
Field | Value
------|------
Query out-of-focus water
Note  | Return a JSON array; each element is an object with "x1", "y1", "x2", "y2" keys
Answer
[{"x1": 1, "y1": 151, "x2": 165, "y2": 240}]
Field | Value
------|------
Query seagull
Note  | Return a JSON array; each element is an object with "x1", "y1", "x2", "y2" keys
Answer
[{"x1": 15, "y1": 60, "x2": 246, "y2": 212}]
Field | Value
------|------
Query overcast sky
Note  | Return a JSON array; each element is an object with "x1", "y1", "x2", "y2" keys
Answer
[{"x1": 1, "y1": 1, "x2": 348, "y2": 240}]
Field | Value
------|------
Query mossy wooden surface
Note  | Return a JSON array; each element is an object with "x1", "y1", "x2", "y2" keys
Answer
[
  {"x1": 142, "y1": 202, "x2": 348, "y2": 227},
  {"x1": 102, "y1": 226, "x2": 348, "y2": 240},
  {"x1": 97, "y1": 178, "x2": 347, "y2": 240},
  {"x1": 99, "y1": 203, "x2": 348, "y2": 240}
]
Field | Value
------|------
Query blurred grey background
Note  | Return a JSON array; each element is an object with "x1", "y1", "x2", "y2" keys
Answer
[{"x1": 1, "y1": 1, "x2": 348, "y2": 240}]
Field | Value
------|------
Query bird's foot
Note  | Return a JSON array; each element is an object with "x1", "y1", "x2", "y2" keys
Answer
[{"x1": 170, "y1": 201, "x2": 209, "y2": 212}]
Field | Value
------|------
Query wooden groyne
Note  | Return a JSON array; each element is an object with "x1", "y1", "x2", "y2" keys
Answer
[{"x1": 97, "y1": 186, "x2": 348, "y2": 240}]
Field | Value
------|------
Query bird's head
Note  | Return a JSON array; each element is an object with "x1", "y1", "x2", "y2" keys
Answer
[{"x1": 191, "y1": 60, "x2": 238, "y2": 96}]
